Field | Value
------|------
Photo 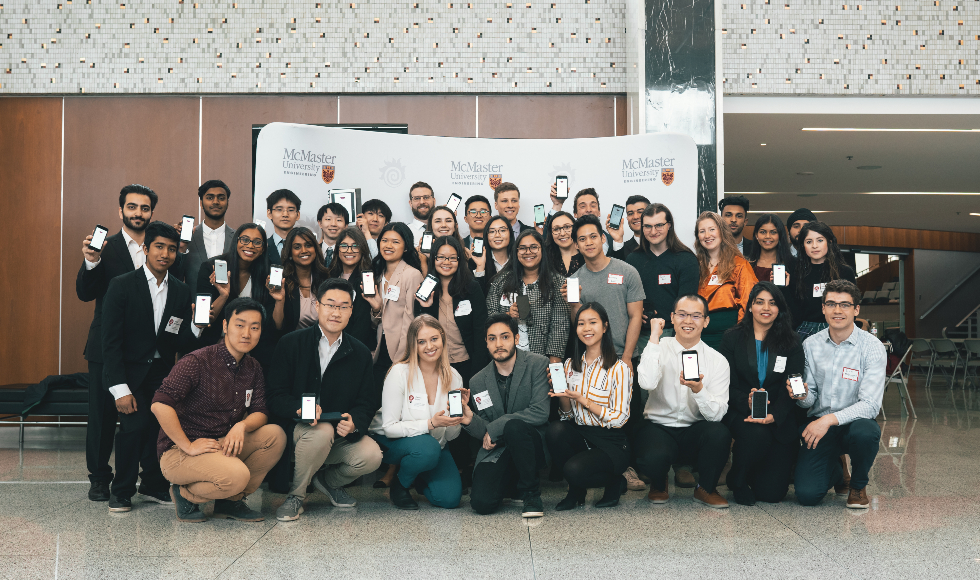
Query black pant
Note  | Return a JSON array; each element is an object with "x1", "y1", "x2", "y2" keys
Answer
[
  {"x1": 634, "y1": 420, "x2": 732, "y2": 494},
  {"x1": 728, "y1": 421, "x2": 796, "y2": 503},
  {"x1": 470, "y1": 419, "x2": 544, "y2": 515},
  {"x1": 110, "y1": 360, "x2": 169, "y2": 499},
  {"x1": 374, "y1": 335, "x2": 394, "y2": 397},
  {"x1": 546, "y1": 421, "x2": 618, "y2": 489},
  {"x1": 86, "y1": 361, "x2": 117, "y2": 484}
]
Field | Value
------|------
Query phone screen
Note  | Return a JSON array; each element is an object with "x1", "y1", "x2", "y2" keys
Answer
[
  {"x1": 556, "y1": 176, "x2": 568, "y2": 199},
  {"x1": 331, "y1": 191, "x2": 355, "y2": 224},
  {"x1": 362, "y1": 271, "x2": 376, "y2": 296},
  {"x1": 682, "y1": 351, "x2": 700, "y2": 381},
  {"x1": 472, "y1": 238, "x2": 484, "y2": 256},
  {"x1": 448, "y1": 391, "x2": 463, "y2": 417},
  {"x1": 773, "y1": 264, "x2": 786, "y2": 286},
  {"x1": 751, "y1": 391, "x2": 768, "y2": 419},
  {"x1": 417, "y1": 275, "x2": 438, "y2": 301},
  {"x1": 534, "y1": 204, "x2": 546, "y2": 225},
  {"x1": 421, "y1": 233, "x2": 433, "y2": 253},
  {"x1": 609, "y1": 204, "x2": 625, "y2": 229},
  {"x1": 194, "y1": 294, "x2": 211, "y2": 325},
  {"x1": 269, "y1": 266, "x2": 284, "y2": 288},
  {"x1": 567, "y1": 278, "x2": 580, "y2": 303},
  {"x1": 447, "y1": 193, "x2": 462, "y2": 213},
  {"x1": 180, "y1": 215, "x2": 195, "y2": 242},
  {"x1": 790, "y1": 374, "x2": 806, "y2": 397},
  {"x1": 301, "y1": 396, "x2": 316, "y2": 421},
  {"x1": 549, "y1": 363, "x2": 568, "y2": 393},
  {"x1": 90, "y1": 225, "x2": 109, "y2": 251},
  {"x1": 517, "y1": 295, "x2": 531, "y2": 319},
  {"x1": 214, "y1": 259, "x2": 229, "y2": 284}
]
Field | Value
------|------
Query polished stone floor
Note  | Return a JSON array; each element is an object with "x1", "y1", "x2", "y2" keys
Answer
[{"x1": 1, "y1": 375, "x2": 979, "y2": 580}]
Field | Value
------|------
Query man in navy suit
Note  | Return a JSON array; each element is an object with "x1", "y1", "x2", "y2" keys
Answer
[{"x1": 181, "y1": 180, "x2": 236, "y2": 289}]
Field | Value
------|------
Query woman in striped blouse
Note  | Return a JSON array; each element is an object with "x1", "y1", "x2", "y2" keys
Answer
[{"x1": 547, "y1": 302, "x2": 633, "y2": 510}]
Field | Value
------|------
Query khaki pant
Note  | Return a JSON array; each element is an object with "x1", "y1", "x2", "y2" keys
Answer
[
  {"x1": 160, "y1": 424, "x2": 286, "y2": 504},
  {"x1": 290, "y1": 422, "x2": 383, "y2": 498}
]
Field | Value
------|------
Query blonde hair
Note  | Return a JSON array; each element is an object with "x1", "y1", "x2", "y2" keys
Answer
[
  {"x1": 694, "y1": 211, "x2": 740, "y2": 285},
  {"x1": 394, "y1": 314, "x2": 455, "y2": 396}
]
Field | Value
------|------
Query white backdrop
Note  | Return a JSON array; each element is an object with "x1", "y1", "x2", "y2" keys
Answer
[{"x1": 253, "y1": 124, "x2": 699, "y2": 247}]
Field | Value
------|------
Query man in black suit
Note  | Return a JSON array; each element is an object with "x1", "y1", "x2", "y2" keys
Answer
[
  {"x1": 493, "y1": 182, "x2": 535, "y2": 239},
  {"x1": 100, "y1": 221, "x2": 204, "y2": 512},
  {"x1": 77, "y1": 184, "x2": 176, "y2": 502},
  {"x1": 612, "y1": 195, "x2": 650, "y2": 258},
  {"x1": 182, "y1": 180, "x2": 236, "y2": 287},
  {"x1": 720, "y1": 195, "x2": 755, "y2": 257},
  {"x1": 265, "y1": 189, "x2": 302, "y2": 265}
]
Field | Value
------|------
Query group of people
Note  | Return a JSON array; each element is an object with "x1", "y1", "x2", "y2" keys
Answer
[{"x1": 76, "y1": 178, "x2": 884, "y2": 523}]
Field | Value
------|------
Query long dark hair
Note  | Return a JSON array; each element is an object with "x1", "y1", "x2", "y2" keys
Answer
[
  {"x1": 639, "y1": 203, "x2": 692, "y2": 254},
  {"x1": 794, "y1": 221, "x2": 845, "y2": 299},
  {"x1": 371, "y1": 222, "x2": 422, "y2": 278},
  {"x1": 326, "y1": 226, "x2": 373, "y2": 277},
  {"x1": 483, "y1": 214, "x2": 515, "y2": 282},
  {"x1": 221, "y1": 223, "x2": 270, "y2": 304},
  {"x1": 728, "y1": 281, "x2": 799, "y2": 352},
  {"x1": 282, "y1": 226, "x2": 330, "y2": 295},
  {"x1": 544, "y1": 211, "x2": 577, "y2": 274},
  {"x1": 746, "y1": 213, "x2": 793, "y2": 266},
  {"x1": 427, "y1": 236, "x2": 474, "y2": 302},
  {"x1": 426, "y1": 206, "x2": 465, "y2": 248},
  {"x1": 568, "y1": 302, "x2": 619, "y2": 372},
  {"x1": 501, "y1": 229, "x2": 554, "y2": 303}
]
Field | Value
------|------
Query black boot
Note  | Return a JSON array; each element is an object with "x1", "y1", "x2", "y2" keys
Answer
[
  {"x1": 596, "y1": 475, "x2": 627, "y2": 508},
  {"x1": 555, "y1": 486, "x2": 586, "y2": 511},
  {"x1": 389, "y1": 474, "x2": 420, "y2": 510}
]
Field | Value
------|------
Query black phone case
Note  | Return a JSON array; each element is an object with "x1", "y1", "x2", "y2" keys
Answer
[
  {"x1": 681, "y1": 350, "x2": 700, "y2": 381},
  {"x1": 751, "y1": 392, "x2": 768, "y2": 419},
  {"x1": 472, "y1": 239, "x2": 484, "y2": 256},
  {"x1": 517, "y1": 295, "x2": 531, "y2": 319}
]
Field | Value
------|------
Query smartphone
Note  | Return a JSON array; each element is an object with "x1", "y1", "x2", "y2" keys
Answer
[
  {"x1": 555, "y1": 175, "x2": 568, "y2": 199},
  {"x1": 269, "y1": 265, "x2": 284, "y2": 289},
  {"x1": 533, "y1": 204, "x2": 547, "y2": 226},
  {"x1": 567, "y1": 277, "x2": 580, "y2": 303},
  {"x1": 330, "y1": 190, "x2": 357, "y2": 224},
  {"x1": 448, "y1": 389, "x2": 463, "y2": 418},
  {"x1": 446, "y1": 193, "x2": 462, "y2": 213},
  {"x1": 472, "y1": 237, "x2": 484, "y2": 256},
  {"x1": 301, "y1": 393, "x2": 317, "y2": 424},
  {"x1": 681, "y1": 350, "x2": 700, "y2": 382},
  {"x1": 608, "y1": 204, "x2": 625, "y2": 230},
  {"x1": 362, "y1": 271, "x2": 376, "y2": 296},
  {"x1": 517, "y1": 295, "x2": 531, "y2": 319},
  {"x1": 751, "y1": 390, "x2": 769, "y2": 420},
  {"x1": 90, "y1": 225, "x2": 109, "y2": 252},
  {"x1": 194, "y1": 294, "x2": 211, "y2": 326},
  {"x1": 773, "y1": 264, "x2": 786, "y2": 286},
  {"x1": 214, "y1": 259, "x2": 229, "y2": 285},
  {"x1": 789, "y1": 373, "x2": 806, "y2": 397},
  {"x1": 180, "y1": 215, "x2": 195, "y2": 242},
  {"x1": 416, "y1": 274, "x2": 439, "y2": 302},
  {"x1": 549, "y1": 363, "x2": 568, "y2": 394},
  {"x1": 421, "y1": 232, "x2": 433, "y2": 255}
]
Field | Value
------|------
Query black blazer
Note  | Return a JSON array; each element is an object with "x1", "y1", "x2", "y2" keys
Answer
[
  {"x1": 100, "y1": 269, "x2": 199, "y2": 389},
  {"x1": 267, "y1": 234, "x2": 283, "y2": 266},
  {"x1": 76, "y1": 231, "x2": 185, "y2": 363},
  {"x1": 718, "y1": 328, "x2": 804, "y2": 444},
  {"x1": 279, "y1": 280, "x2": 377, "y2": 352},
  {"x1": 414, "y1": 278, "x2": 489, "y2": 371}
]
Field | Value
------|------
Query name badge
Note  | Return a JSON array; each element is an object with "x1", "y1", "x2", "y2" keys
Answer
[
  {"x1": 658, "y1": 274, "x2": 672, "y2": 285},
  {"x1": 455, "y1": 300, "x2": 472, "y2": 317},
  {"x1": 842, "y1": 367, "x2": 860, "y2": 382},
  {"x1": 245, "y1": 389, "x2": 253, "y2": 408},
  {"x1": 708, "y1": 274, "x2": 721, "y2": 286},
  {"x1": 473, "y1": 390, "x2": 493, "y2": 411},
  {"x1": 165, "y1": 316, "x2": 183, "y2": 334},
  {"x1": 813, "y1": 283, "x2": 826, "y2": 298},
  {"x1": 774, "y1": 356, "x2": 787, "y2": 373},
  {"x1": 408, "y1": 392, "x2": 427, "y2": 409},
  {"x1": 568, "y1": 371, "x2": 583, "y2": 389},
  {"x1": 385, "y1": 285, "x2": 401, "y2": 302},
  {"x1": 607, "y1": 274, "x2": 624, "y2": 285}
]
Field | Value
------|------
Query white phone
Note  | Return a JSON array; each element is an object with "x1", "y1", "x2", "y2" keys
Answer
[
  {"x1": 790, "y1": 373, "x2": 806, "y2": 397},
  {"x1": 448, "y1": 390, "x2": 463, "y2": 417},
  {"x1": 90, "y1": 225, "x2": 109, "y2": 252},
  {"x1": 549, "y1": 363, "x2": 568, "y2": 393},
  {"x1": 773, "y1": 264, "x2": 786, "y2": 286},
  {"x1": 446, "y1": 193, "x2": 462, "y2": 213},
  {"x1": 180, "y1": 215, "x2": 195, "y2": 242},
  {"x1": 269, "y1": 266, "x2": 284, "y2": 289},
  {"x1": 556, "y1": 175, "x2": 569, "y2": 199},
  {"x1": 472, "y1": 237, "x2": 484, "y2": 256},
  {"x1": 301, "y1": 394, "x2": 316, "y2": 423},
  {"x1": 362, "y1": 271, "x2": 376, "y2": 296},
  {"x1": 681, "y1": 350, "x2": 700, "y2": 382},
  {"x1": 214, "y1": 259, "x2": 229, "y2": 285},
  {"x1": 567, "y1": 278, "x2": 580, "y2": 303},
  {"x1": 331, "y1": 191, "x2": 355, "y2": 224},
  {"x1": 194, "y1": 294, "x2": 211, "y2": 326},
  {"x1": 416, "y1": 274, "x2": 438, "y2": 302},
  {"x1": 421, "y1": 232, "x2": 433, "y2": 254}
]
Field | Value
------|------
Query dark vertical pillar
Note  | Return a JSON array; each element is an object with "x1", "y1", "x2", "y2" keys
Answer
[{"x1": 645, "y1": 0, "x2": 717, "y2": 214}]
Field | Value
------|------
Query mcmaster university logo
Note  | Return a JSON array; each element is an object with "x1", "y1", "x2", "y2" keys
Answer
[
  {"x1": 489, "y1": 174, "x2": 503, "y2": 190},
  {"x1": 662, "y1": 168, "x2": 674, "y2": 186},
  {"x1": 322, "y1": 165, "x2": 335, "y2": 184}
]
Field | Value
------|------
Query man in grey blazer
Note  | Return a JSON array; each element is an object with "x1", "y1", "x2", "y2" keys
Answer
[
  {"x1": 183, "y1": 180, "x2": 236, "y2": 290},
  {"x1": 462, "y1": 313, "x2": 550, "y2": 518}
]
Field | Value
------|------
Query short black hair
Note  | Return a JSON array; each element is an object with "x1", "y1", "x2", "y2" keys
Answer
[
  {"x1": 224, "y1": 297, "x2": 267, "y2": 321},
  {"x1": 198, "y1": 179, "x2": 230, "y2": 199},
  {"x1": 266, "y1": 189, "x2": 301, "y2": 211},
  {"x1": 361, "y1": 198, "x2": 392, "y2": 223},
  {"x1": 465, "y1": 194, "x2": 492, "y2": 212},
  {"x1": 719, "y1": 195, "x2": 750, "y2": 214},
  {"x1": 572, "y1": 214, "x2": 604, "y2": 241},
  {"x1": 672, "y1": 293, "x2": 709, "y2": 317},
  {"x1": 316, "y1": 277, "x2": 355, "y2": 303},
  {"x1": 823, "y1": 279, "x2": 862, "y2": 305},
  {"x1": 119, "y1": 184, "x2": 158, "y2": 211},
  {"x1": 143, "y1": 221, "x2": 179, "y2": 247},
  {"x1": 317, "y1": 202, "x2": 349, "y2": 223},
  {"x1": 573, "y1": 188, "x2": 600, "y2": 211},
  {"x1": 485, "y1": 312, "x2": 518, "y2": 335},
  {"x1": 625, "y1": 195, "x2": 650, "y2": 207},
  {"x1": 409, "y1": 181, "x2": 433, "y2": 197}
]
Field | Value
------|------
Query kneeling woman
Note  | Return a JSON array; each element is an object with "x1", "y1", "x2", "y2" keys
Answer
[
  {"x1": 718, "y1": 281, "x2": 803, "y2": 505},
  {"x1": 547, "y1": 303, "x2": 632, "y2": 510},
  {"x1": 369, "y1": 315, "x2": 465, "y2": 510}
]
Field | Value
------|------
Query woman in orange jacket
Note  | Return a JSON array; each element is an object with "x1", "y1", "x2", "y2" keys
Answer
[{"x1": 694, "y1": 211, "x2": 759, "y2": 349}]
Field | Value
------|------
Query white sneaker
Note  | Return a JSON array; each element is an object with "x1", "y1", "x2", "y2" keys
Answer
[{"x1": 624, "y1": 467, "x2": 646, "y2": 491}]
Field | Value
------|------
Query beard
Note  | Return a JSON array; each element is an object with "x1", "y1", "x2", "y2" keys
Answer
[
  {"x1": 492, "y1": 345, "x2": 516, "y2": 363},
  {"x1": 123, "y1": 214, "x2": 148, "y2": 232},
  {"x1": 411, "y1": 205, "x2": 431, "y2": 221},
  {"x1": 203, "y1": 205, "x2": 227, "y2": 221}
]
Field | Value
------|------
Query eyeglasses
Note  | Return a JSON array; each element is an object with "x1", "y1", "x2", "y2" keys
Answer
[
  {"x1": 317, "y1": 302, "x2": 352, "y2": 312},
  {"x1": 642, "y1": 222, "x2": 669, "y2": 231},
  {"x1": 238, "y1": 236, "x2": 264, "y2": 247},
  {"x1": 410, "y1": 194, "x2": 434, "y2": 203},
  {"x1": 823, "y1": 301, "x2": 855, "y2": 310},
  {"x1": 673, "y1": 312, "x2": 705, "y2": 322},
  {"x1": 434, "y1": 256, "x2": 459, "y2": 263},
  {"x1": 517, "y1": 245, "x2": 541, "y2": 254},
  {"x1": 271, "y1": 207, "x2": 297, "y2": 215},
  {"x1": 467, "y1": 208, "x2": 491, "y2": 217},
  {"x1": 487, "y1": 228, "x2": 509, "y2": 236},
  {"x1": 339, "y1": 243, "x2": 359, "y2": 251},
  {"x1": 552, "y1": 224, "x2": 573, "y2": 234}
]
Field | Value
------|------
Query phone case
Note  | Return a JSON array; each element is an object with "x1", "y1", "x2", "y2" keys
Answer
[
  {"x1": 362, "y1": 272, "x2": 376, "y2": 295},
  {"x1": 681, "y1": 351, "x2": 700, "y2": 381},
  {"x1": 549, "y1": 363, "x2": 567, "y2": 393},
  {"x1": 752, "y1": 391, "x2": 769, "y2": 419},
  {"x1": 194, "y1": 296, "x2": 211, "y2": 325}
]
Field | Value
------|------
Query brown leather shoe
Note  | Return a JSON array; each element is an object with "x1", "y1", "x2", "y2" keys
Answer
[
  {"x1": 648, "y1": 478, "x2": 669, "y2": 503},
  {"x1": 693, "y1": 486, "x2": 729, "y2": 509},
  {"x1": 674, "y1": 468, "x2": 696, "y2": 488},
  {"x1": 846, "y1": 487, "x2": 870, "y2": 509},
  {"x1": 834, "y1": 455, "x2": 851, "y2": 496}
]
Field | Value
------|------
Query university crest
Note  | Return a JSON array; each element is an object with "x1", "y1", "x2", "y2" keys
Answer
[
  {"x1": 489, "y1": 174, "x2": 502, "y2": 190},
  {"x1": 322, "y1": 165, "x2": 335, "y2": 184},
  {"x1": 661, "y1": 168, "x2": 674, "y2": 186}
]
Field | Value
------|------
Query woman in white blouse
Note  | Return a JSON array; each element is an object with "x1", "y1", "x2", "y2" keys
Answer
[
  {"x1": 369, "y1": 315, "x2": 466, "y2": 510},
  {"x1": 547, "y1": 302, "x2": 632, "y2": 510}
]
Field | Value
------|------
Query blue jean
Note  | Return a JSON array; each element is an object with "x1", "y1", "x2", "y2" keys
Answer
[
  {"x1": 371, "y1": 433, "x2": 461, "y2": 509},
  {"x1": 794, "y1": 418, "x2": 880, "y2": 506}
]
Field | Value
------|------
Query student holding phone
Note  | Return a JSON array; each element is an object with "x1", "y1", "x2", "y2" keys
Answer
[
  {"x1": 487, "y1": 230, "x2": 570, "y2": 364},
  {"x1": 718, "y1": 282, "x2": 804, "y2": 505},
  {"x1": 789, "y1": 221, "x2": 856, "y2": 339},
  {"x1": 355, "y1": 198, "x2": 391, "y2": 259},
  {"x1": 427, "y1": 206, "x2": 467, "y2": 249},
  {"x1": 544, "y1": 212, "x2": 584, "y2": 277},
  {"x1": 369, "y1": 315, "x2": 466, "y2": 510},
  {"x1": 323, "y1": 226, "x2": 378, "y2": 351},
  {"x1": 316, "y1": 202, "x2": 349, "y2": 264},
  {"x1": 635, "y1": 294, "x2": 732, "y2": 509},
  {"x1": 265, "y1": 189, "x2": 302, "y2": 266},
  {"x1": 182, "y1": 180, "x2": 235, "y2": 290},
  {"x1": 744, "y1": 214, "x2": 796, "y2": 295},
  {"x1": 472, "y1": 215, "x2": 515, "y2": 295},
  {"x1": 272, "y1": 227, "x2": 330, "y2": 334},
  {"x1": 462, "y1": 195, "x2": 493, "y2": 250}
]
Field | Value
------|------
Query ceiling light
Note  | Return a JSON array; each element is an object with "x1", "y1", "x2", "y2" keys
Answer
[
  {"x1": 971, "y1": 213, "x2": 980, "y2": 217},
  {"x1": 856, "y1": 165, "x2": 882, "y2": 170},
  {"x1": 760, "y1": 143, "x2": 766, "y2": 146},
  {"x1": 802, "y1": 127, "x2": 980, "y2": 132}
]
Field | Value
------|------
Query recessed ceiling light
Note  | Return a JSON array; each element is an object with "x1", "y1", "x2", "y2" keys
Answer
[
  {"x1": 856, "y1": 165, "x2": 882, "y2": 170},
  {"x1": 802, "y1": 127, "x2": 980, "y2": 132},
  {"x1": 971, "y1": 213, "x2": 980, "y2": 217},
  {"x1": 760, "y1": 143, "x2": 767, "y2": 146}
]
